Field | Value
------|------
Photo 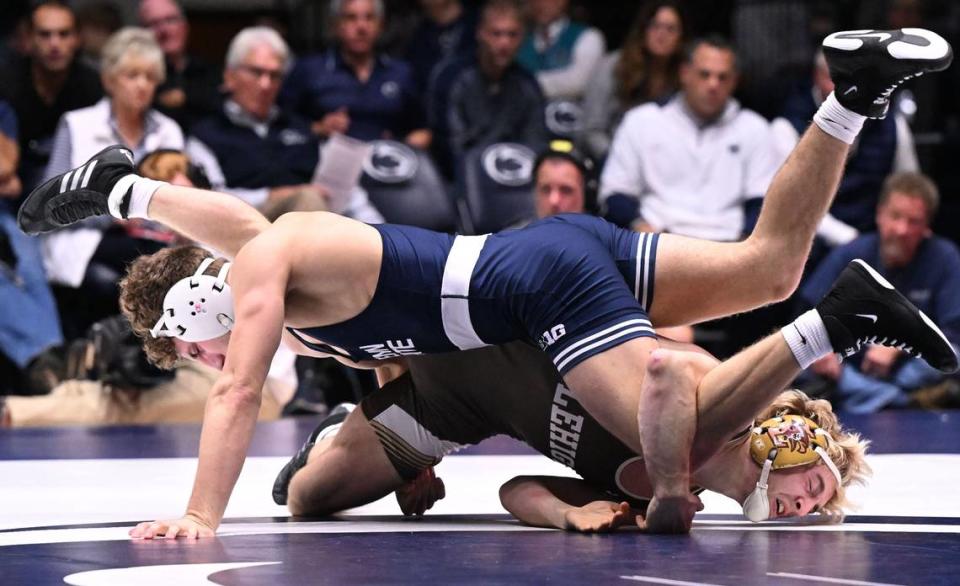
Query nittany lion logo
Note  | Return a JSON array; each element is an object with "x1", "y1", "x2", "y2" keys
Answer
[
  {"x1": 363, "y1": 140, "x2": 418, "y2": 184},
  {"x1": 545, "y1": 100, "x2": 583, "y2": 136},
  {"x1": 481, "y1": 143, "x2": 534, "y2": 187}
]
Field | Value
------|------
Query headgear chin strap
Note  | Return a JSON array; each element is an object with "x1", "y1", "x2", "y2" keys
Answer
[
  {"x1": 150, "y1": 257, "x2": 235, "y2": 343},
  {"x1": 742, "y1": 415, "x2": 843, "y2": 522}
]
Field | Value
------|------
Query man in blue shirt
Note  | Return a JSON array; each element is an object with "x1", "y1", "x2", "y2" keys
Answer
[
  {"x1": 280, "y1": 0, "x2": 430, "y2": 149},
  {"x1": 404, "y1": 0, "x2": 479, "y2": 91},
  {"x1": 802, "y1": 172, "x2": 960, "y2": 412}
]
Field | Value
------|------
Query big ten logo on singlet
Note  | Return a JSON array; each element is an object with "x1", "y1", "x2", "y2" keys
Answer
[
  {"x1": 359, "y1": 339, "x2": 421, "y2": 360},
  {"x1": 548, "y1": 383, "x2": 584, "y2": 467},
  {"x1": 538, "y1": 324, "x2": 566, "y2": 350}
]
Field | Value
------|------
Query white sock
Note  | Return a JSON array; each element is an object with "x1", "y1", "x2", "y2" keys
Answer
[
  {"x1": 781, "y1": 309, "x2": 834, "y2": 369},
  {"x1": 108, "y1": 175, "x2": 166, "y2": 219},
  {"x1": 813, "y1": 92, "x2": 866, "y2": 145}
]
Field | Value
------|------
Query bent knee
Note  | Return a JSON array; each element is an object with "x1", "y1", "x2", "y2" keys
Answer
[{"x1": 741, "y1": 238, "x2": 805, "y2": 302}]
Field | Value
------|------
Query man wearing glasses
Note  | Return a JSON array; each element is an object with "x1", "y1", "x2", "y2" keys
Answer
[{"x1": 185, "y1": 27, "x2": 380, "y2": 223}]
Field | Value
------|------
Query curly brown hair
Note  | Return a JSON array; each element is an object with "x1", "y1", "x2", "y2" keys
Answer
[
  {"x1": 754, "y1": 390, "x2": 872, "y2": 521},
  {"x1": 614, "y1": 1, "x2": 686, "y2": 111},
  {"x1": 118, "y1": 245, "x2": 226, "y2": 369}
]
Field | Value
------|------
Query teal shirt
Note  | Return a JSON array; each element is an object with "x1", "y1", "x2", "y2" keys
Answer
[{"x1": 518, "y1": 21, "x2": 587, "y2": 74}]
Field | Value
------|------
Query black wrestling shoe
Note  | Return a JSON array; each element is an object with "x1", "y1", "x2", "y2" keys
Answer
[
  {"x1": 822, "y1": 28, "x2": 953, "y2": 118},
  {"x1": 17, "y1": 145, "x2": 138, "y2": 235},
  {"x1": 816, "y1": 259, "x2": 958, "y2": 373},
  {"x1": 272, "y1": 403, "x2": 356, "y2": 506}
]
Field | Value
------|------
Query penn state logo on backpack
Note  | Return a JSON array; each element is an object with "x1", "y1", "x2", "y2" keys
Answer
[
  {"x1": 362, "y1": 140, "x2": 419, "y2": 184},
  {"x1": 482, "y1": 143, "x2": 535, "y2": 187},
  {"x1": 545, "y1": 100, "x2": 584, "y2": 136}
]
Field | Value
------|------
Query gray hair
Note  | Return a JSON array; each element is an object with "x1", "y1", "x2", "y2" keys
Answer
[
  {"x1": 329, "y1": 0, "x2": 384, "y2": 21},
  {"x1": 225, "y1": 26, "x2": 291, "y2": 73},
  {"x1": 101, "y1": 27, "x2": 166, "y2": 83}
]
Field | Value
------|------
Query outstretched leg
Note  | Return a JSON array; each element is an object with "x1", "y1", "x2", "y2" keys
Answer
[
  {"x1": 650, "y1": 125, "x2": 848, "y2": 327},
  {"x1": 646, "y1": 28, "x2": 953, "y2": 327},
  {"x1": 285, "y1": 408, "x2": 405, "y2": 516}
]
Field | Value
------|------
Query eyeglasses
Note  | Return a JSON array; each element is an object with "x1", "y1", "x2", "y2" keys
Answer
[{"x1": 236, "y1": 64, "x2": 284, "y2": 83}]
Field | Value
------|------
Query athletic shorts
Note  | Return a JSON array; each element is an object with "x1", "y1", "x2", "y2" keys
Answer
[
  {"x1": 292, "y1": 215, "x2": 659, "y2": 374},
  {"x1": 466, "y1": 215, "x2": 659, "y2": 374}
]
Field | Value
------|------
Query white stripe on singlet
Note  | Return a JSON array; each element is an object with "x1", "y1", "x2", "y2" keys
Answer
[
  {"x1": 440, "y1": 234, "x2": 489, "y2": 350},
  {"x1": 553, "y1": 318, "x2": 654, "y2": 372},
  {"x1": 373, "y1": 404, "x2": 465, "y2": 459},
  {"x1": 635, "y1": 233, "x2": 654, "y2": 312}
]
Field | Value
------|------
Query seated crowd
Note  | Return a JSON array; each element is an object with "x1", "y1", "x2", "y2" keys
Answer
[{"x1": 0, "y1": 0, "x2": 958, "y2": 428}]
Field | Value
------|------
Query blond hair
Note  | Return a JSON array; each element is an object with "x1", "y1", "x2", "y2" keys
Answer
[{"x1": 755, "y1": 389, "x2": 872, "y2": 521}]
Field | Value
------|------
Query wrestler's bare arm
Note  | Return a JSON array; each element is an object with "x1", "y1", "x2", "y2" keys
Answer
[
  {"x1": 130, "y1": 237, "x2": 290, "y2": 539},
  {"x1": 499, "y1": 476, "x2": 633, "y2": 532}
]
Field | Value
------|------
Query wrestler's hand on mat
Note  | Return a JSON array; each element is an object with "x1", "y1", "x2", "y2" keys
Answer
[
  {"x1": 638, "y1": 492, "x2": 703, "y2": 534},
  {"x1": 129, "y1": 513, "x2": 216, "y2": 540},
  {"x1": 396, "y1": 466, "x2": 445, "y2": 517},
  {"x1": 564, "y1": 500, "x2": 632, "y2": 533}
]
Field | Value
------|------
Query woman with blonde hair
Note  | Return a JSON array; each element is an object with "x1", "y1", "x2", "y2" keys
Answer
[
  {"x1": 42, "y1": 27, "x2": 184, "y2": 339},
  {"x1": 580, "y1": 1, "x2": 686, "y2": 158}
]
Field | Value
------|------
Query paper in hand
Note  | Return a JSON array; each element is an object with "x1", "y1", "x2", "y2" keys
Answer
[{"x1": 312, "y1": 133, "x2": 371, "y2": 214}]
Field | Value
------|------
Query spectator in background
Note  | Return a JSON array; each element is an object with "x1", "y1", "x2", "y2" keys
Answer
[
  {"x1": 75, "y1": 1, "x2": 122, "y2": 71},
  {"x1": 516, "y1": 0, "x2": 605, "y2": 101},
  {"x1": 139, "y1": 0, "x2": 222, "y2": 133},
  {"x1": 1, "y1": 1, "x2": 102, "y2": 195},
  {"x1": 580, "y1": 1, "x2": 686, "y2": 160},
  {"x1": 599, "y1": 36, "x2": 779, "y2": 348},
  {"x1": 405, "y1": 0, "x2": 479, "y2": 91},
  {"x1": 0, "y1": 99, "x2": 64, "y2": 396},
  {"x1": 187, "y1": 27, "x2": 381, "y2": 223},
  {"x1": 42, "y1": 27, "x2": 183, "y2": 339},
  {"x1": 428, "y1": 0, "x2": 547, "y2": 177},
  {"x1": 801, "y1": 172, "x2": 960, "y2": 412},
  {"x1": 533, "y1": 139, "x2": 594, "y2": 217},
  {"x1": 778, "y1": 50, "x2": 918, "y2": 241},
  {"x1": 280, "y1": 0, "x2": 430, "y2": 149},
  {"x1": 600, "y1": 35, "x2": 778, "y2": 241}
]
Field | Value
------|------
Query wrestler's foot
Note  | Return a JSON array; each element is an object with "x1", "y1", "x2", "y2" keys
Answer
[
  {"x1": 18, "y1": 145, "x2": 138, "y2": 235},
  {"x1": 272, "y1": 403, "x2": 356, "y2": 506},
  {"x1": 816, "y1": 259, "x2": 958, "y2": 373},
  {"x1": 823, "y1": 28, "x2": 953, "y2": 118}
]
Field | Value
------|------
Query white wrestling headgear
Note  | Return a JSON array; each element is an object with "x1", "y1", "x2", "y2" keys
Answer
[
  {"x1": 742, "y1": 415, "x2": 843, "y2": 522},
  {"x1": 149, "y1": 257, "x2": 235, "y2": 343}
]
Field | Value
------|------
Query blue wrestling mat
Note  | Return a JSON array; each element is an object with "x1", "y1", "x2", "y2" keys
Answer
[{"x1": 2, "y1": 412, "x2": 960, "y2": 585}]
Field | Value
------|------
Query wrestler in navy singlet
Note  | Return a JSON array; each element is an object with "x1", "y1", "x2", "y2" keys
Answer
[{"x1": 287, "y1": 215, "x2": 659, "y2": 374}]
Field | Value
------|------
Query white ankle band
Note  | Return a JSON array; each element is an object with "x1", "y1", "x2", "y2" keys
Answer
[
  {"x1": 781, "y1": 309, "x2": 834, "y2": 369},
  {"x1": 127, "y1": 177, "x2": 166, "y2": 219},
  {"x1": 813, "y1": 92, "x2": 866, "y2": 145},
  {"x1": 109, "y1": 175, "x2": 166, "y2": 219}
]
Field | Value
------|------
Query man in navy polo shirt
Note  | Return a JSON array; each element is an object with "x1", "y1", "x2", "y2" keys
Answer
[
  {"x1": 280, "y1": 0, "x2": 430, "y2": 149},
  {"x1": 186, "y1": 27, "x2": 381, "y2": 223},
  {"x1": 802, "y1": 172, "x2": 960, "y2": 412}
]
